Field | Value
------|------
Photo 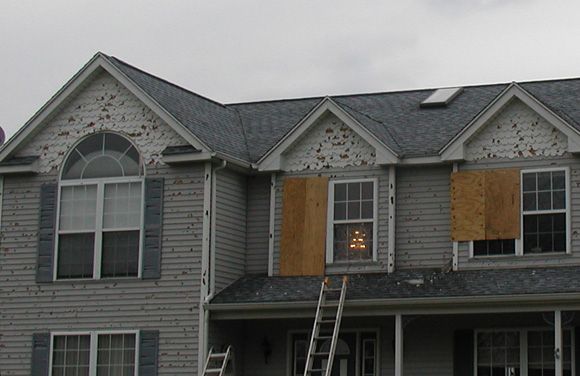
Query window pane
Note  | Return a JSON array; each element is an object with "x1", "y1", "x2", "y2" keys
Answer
[
  {"x1": 537, "y1": 172, "x2": 551, "y2": 191},
  {"x1": 347, "y1": 183, "x2": 360, "y2": 201},
  {"x1": 97, "y1": 334, "x2": 136, "y2": 376},
  {"x1": 52, "y1": 335, "x2": 90, "y2": 376},
  {"x1": 473, "y1": 239, "x2": 515, "y2": 257},
  {"x1": 553, "y1": 171, "x2": 565, "y2": 189},
  {"x1": 524, "y1": 214, "x2": 566, "y2": 253},
  {"x1": 361, "y1": 182, "x2": 373, "y2": 200},
  {"x1": 58, "y1": 233, "x2": 95, "y2": 279},
  {"x1": 59, "y1": 185, "x2": 97, "y2": 231},
  {"x1": 523, "y1": 173, "x2": 537, "y2": 192},
  {"x1": 523, "y1": 192, "x2": 536, "y2": 211},
  {"x1": 347, "y1": 201, "x2": 360, "y2": 220},
  {"x1": 334, "y1": 223, "x2": 372, "y2": 261},
  {"x1": 334, "y1": 202, "x2": 346, "y2": 220},
  {"x1": 334, "y1": 183, "x2": 346, "y2": 202},
  {"x1": 361, "y1": 201, "x2": 373, "y2": 219},
  {"x1": 102, "y1": 231, "x2": 140, "y2": 278},
  {"x1": 553, "y1": 190, "x2": 566, "y2": 210},
  {"x1": 104, "y1": 182, "x2": 142, "y2": 229},
  {"x1": 537, "y1": 191, "x2": 552, "y2": 210}
]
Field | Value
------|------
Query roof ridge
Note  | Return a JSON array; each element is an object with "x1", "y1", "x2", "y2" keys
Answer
[
  {"x1": 107, "y1": 55, "x2": 232, "y2": 111},
  {"x1": 335, "y1": 99, "x2": 403, "y2": 151}
]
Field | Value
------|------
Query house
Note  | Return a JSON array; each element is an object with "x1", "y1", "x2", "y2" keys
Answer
[{"x1": 1, "y1": 52, "x2": 580, "y2": 376}]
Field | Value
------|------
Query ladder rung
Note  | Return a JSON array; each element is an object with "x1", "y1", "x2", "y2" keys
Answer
[
  {"x1": 321, "y1": 303, "x2": 338, "y2": 308},
  {"x1": 308, "y1": 369, "x2": 327, "y2": 373},
  {"x1": 315, "y1": 335, "x2": 332, "y2": 340},
  {"x1": 209, "y1": 352, "x2": 227, "y2": 359},
  {"x1": 204, "y1": 368, "x2": 223, "y2": 374},
  {"x1": 325, "y1": 288, "x2": 342, "y2": 292},
  {"x1": 318, "y1": 319, "x2": 336, "y2": 324},
  {"x1": 312, "y1": 352, "x2": 330, "y2": 356}
]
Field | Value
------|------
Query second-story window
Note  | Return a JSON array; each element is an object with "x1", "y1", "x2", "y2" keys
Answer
[
  {"x1": 327, "y1": 179, "x2": 377, "y2": 263},
  {"x1": 57, "y1": 133, "x2": 144, "y2": 280}
]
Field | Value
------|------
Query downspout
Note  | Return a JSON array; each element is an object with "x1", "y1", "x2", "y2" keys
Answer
[{"x1": 201, "y1": 160, "x2": 226, "y2": 373}]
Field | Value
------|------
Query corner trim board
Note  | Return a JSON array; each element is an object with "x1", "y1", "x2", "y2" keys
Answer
[{"x1": 268, "y1": 173, "x2": 276, "y2": 276}]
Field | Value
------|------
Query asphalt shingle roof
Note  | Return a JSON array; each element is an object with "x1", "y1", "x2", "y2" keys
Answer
[
  {"x1": 104, "y1": 54, "x2": 580, "y2": 163},
  {"x1": 211, "y1": 267, "x2": 580, "y2": 304}
]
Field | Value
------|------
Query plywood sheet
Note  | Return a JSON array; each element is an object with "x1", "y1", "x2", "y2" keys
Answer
[
  {"x1": 301, "y1": 177, "x2": 328, "y2": 276},
  {"x1": 485, "y1": 169, "x2": 520, "y2": 239},
  {"x1": 451, "y1": 171, "x2": 485, "y2": 241},
  {"x1": 279, "y1": 178, "x2": 307, "y2": 276}
]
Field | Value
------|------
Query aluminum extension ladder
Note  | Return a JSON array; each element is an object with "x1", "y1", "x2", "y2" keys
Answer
[
  {"x1": 303, "y1": 276, "x2": 348, "y2": 376},
  {"x1": 202, "y1": 345, "x2": 233, "y2": 376}
]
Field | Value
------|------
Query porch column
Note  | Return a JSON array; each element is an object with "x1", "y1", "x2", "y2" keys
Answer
[
  {"x1": 395, "y1": 314, "x2": 403, "y2": 376},
  {"x1": 555, "y1": 310, "x2": 563, "y2": 376}
]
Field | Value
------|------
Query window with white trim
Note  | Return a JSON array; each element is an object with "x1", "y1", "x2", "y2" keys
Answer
[
  {"x1": 472, "y1": 168, "x2": 569, "y2": 257},
  {"x1": 522, "y1": 169, "x2": 567, "y2": 254},
  {"x1": 51, "y1": 332, "x2": 137, "y2": 376},
  {"x1": 475, "y1": 329, "x2": 574, "y2": 376},
  {"x1": 57, "y1": 133, "x2": 144, "y2": 280},
  {"x1": 327, "y1": 180, "x2": 377, "y2": 262}
]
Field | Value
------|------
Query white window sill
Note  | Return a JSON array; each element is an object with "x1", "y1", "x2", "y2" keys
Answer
[
  {"x1": 325, "y1": 260, "x2": 383, "y2": 274},
  {"x1": 469, "y1": 251, "x2": 571, "y2": 262}
]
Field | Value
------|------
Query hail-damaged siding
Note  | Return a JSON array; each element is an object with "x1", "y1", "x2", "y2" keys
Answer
[
  {"x1": 0, "y1": 165, "x2": 204, "y2": 375},
  {"x1": 395, "y1": 165, "x2": 453, "y2": 270},
  {"x1": 457, "y1": 154, "x2": 580, "y2": 269},
  {"x1": 214, "y1": 168, "x2": 247, "y2": 292},
  {"x1": 246, "y1": 175, "x2": 270, "y2": 274},
  {"x1": 272, "y1": 166, "x2": 389, "y2": 275}
]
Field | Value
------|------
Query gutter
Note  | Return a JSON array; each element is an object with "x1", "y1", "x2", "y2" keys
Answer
[{"x1": 207, "y1": 292, "x2": 580, "y2": 319}]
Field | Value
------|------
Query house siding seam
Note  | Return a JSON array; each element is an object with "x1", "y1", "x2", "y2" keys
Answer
[
  {"x1": 214, "y1": 168, "x2": 247, "y2": 292},
  {"x1": 15, "y1": 71, "x2": 188, "y2": 173},
  {"x1": 458, "y1": 155, "x2": 580, "y2": 269},
  {"x1": 465, "y1": 98, "x2": 568, "y2": 161},
  {"x1": 284, "y1": 112, "x2": 376, "y2": 172},
  {"x1": 246, "y1": 175, "x2": 270, "y2": 274},
  {"x1": 395, "y1": 165, "x2": 453, "y2": 270},
  {"x1": 272, "y1": 166, "x2": 389, "y2": 275}
]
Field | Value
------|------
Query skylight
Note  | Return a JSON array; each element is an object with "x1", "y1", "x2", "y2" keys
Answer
[{"x1": 420, "y1": 87, "x2": 463, "y2": 108}]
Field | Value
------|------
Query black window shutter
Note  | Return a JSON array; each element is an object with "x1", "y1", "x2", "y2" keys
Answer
[
  {"x1": 139, "y1": 330, "x2": 159, "y2": 376},
  {"x1": 31, "y1": 332, "x2": 50, "y2": 376},
  {"x1": 143, "y1": 177, "x2": 164, "y2": 279},
  {"x1": 454, "y1": 329, "x2": 474, "y2": 376},
  {"x1": 37, "y1": 183, "x2": 58, "y2": 283}
]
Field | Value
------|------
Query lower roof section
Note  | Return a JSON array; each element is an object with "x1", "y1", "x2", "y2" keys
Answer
[{"x1": 209, "y1": 267, "x2": 580, "y2": 319}]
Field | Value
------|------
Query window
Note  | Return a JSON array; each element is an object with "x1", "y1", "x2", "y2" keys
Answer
[
  {"x1": 475, "y1": 329, "x2": 574, "y2": 376},
  {"x1": 51, "y1": 332, "x2": 137, "y2": 376},
  {"x1": 57, "y1": 133, "x2": 144, "y2": 280},
  {"x1": 291, "y1": 331, "x2": 378, "y2": 376},
  {"x1": 522, "y1": 170, "x2": 568, "y2": 254},
  {"x1": 471, "y1": 168, "x2": 569, "y2": 258},
  {"x1": 327, "y1": 180, "x2": 377, "y2": 263}
]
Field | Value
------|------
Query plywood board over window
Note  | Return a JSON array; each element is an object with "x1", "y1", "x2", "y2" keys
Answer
[
  {"x1": 451, "y1": 169, "x2": 520, "y2": 241},
  {"x1": 280, "y1": 177, "x2": 328, "y2": 276}
]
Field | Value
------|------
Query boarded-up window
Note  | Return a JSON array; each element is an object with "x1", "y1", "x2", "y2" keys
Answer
[
  {"x1": 451, "y1": 169, "x2": 520, "y2": 241},
  {"x1": 280, "y1": 177, "x2": 328, "y2": 276}
]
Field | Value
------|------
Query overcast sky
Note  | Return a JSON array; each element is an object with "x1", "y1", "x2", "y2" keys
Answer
[{"x1": 2, "y1": 0, "x2": 580, "y2": 140}]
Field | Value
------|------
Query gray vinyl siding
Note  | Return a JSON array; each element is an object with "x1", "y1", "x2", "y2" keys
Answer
[
  {"x1": 0, "y1": 164, "x2": 204, "y2": 375},
  {"x1": 272, "y1": 166, "x2": 390, "y2": 275},
  {"x1": 457, "y1": 154, "x2": 580, "y2": 269},
  {"x1": 214, "y1": 168, "x2": 247, "y2": 292},
  {"x1": 395, "y1": 165, "x2": 453, "y2": 270},
  {"x1": 246, "y1": 175, "x2": 270, "y2": 274}
]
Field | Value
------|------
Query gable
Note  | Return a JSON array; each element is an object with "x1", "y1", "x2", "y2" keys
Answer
[
  {"x1": 283, "y1": 112, "x2": 376, "y2": 171},
  {"x1": 15, "y1": 71, "x2": 189, "y2": 173},
  {"x1": 465, "y1": 98, "x2": 568, "y2": 161}
]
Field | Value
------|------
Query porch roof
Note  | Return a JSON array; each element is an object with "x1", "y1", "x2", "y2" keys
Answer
[{"x1": 210, "y1": 266, "x2": 580, "y2": 305}]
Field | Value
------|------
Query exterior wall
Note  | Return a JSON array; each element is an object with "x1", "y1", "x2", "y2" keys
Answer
[
  {"x1": 457, "y1": 154, "x2": 580, "y2": 269},
  {"x1": 0, "y1": 72, "x2": 202, "y2": 374},
  {"x1": 246, "y1": 175, "x2": 270, "y2": 274},
  {"x1": 272, "y1": 166, "x2": 390, "y2": 275},
  {"x1": 15, "y1": 70, "x2": 187, "y2": 173},
  {"x1": 214, "y1": 168, "x2": 247, "y2": 292},
  {"x1": 283, "y1": 113, "x2": 376, "y2": 172},
  {"x1": 395, "y1": 165, "x2": 453, "y2": 270},
  {"x1": 0, "y1": 164, "x2": 204, "y2": 375},
  {"x1": 465, "y1": 98, "x2": 568, "y2": 161}
]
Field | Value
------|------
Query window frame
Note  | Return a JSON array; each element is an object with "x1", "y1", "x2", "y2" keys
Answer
[
  {"x1": 473, "y1": 327, "x2": 576, "y2": 376},
  {"x1": 286, "y1": 328, "x2": 380, "y2": 376},
  {"x1": 48, "y1": 330, "x2": 140, "y2": 376},
  {"x1": 468, "y1": 167, "x2": 570, "y2": 258},
  {"x1": 519, "y1": 167, "x2": 571, "y2": 255},
  {"x1": 326, "y1": 178, "x2": 379, "y2": 264},
  {"x1": 54, "y1": 176, "x2": 145, "y2": 280}
]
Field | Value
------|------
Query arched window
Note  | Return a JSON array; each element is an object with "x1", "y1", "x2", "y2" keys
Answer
[{"x1": 57, "y1": 133, "x2": 144, "y2": 279}]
